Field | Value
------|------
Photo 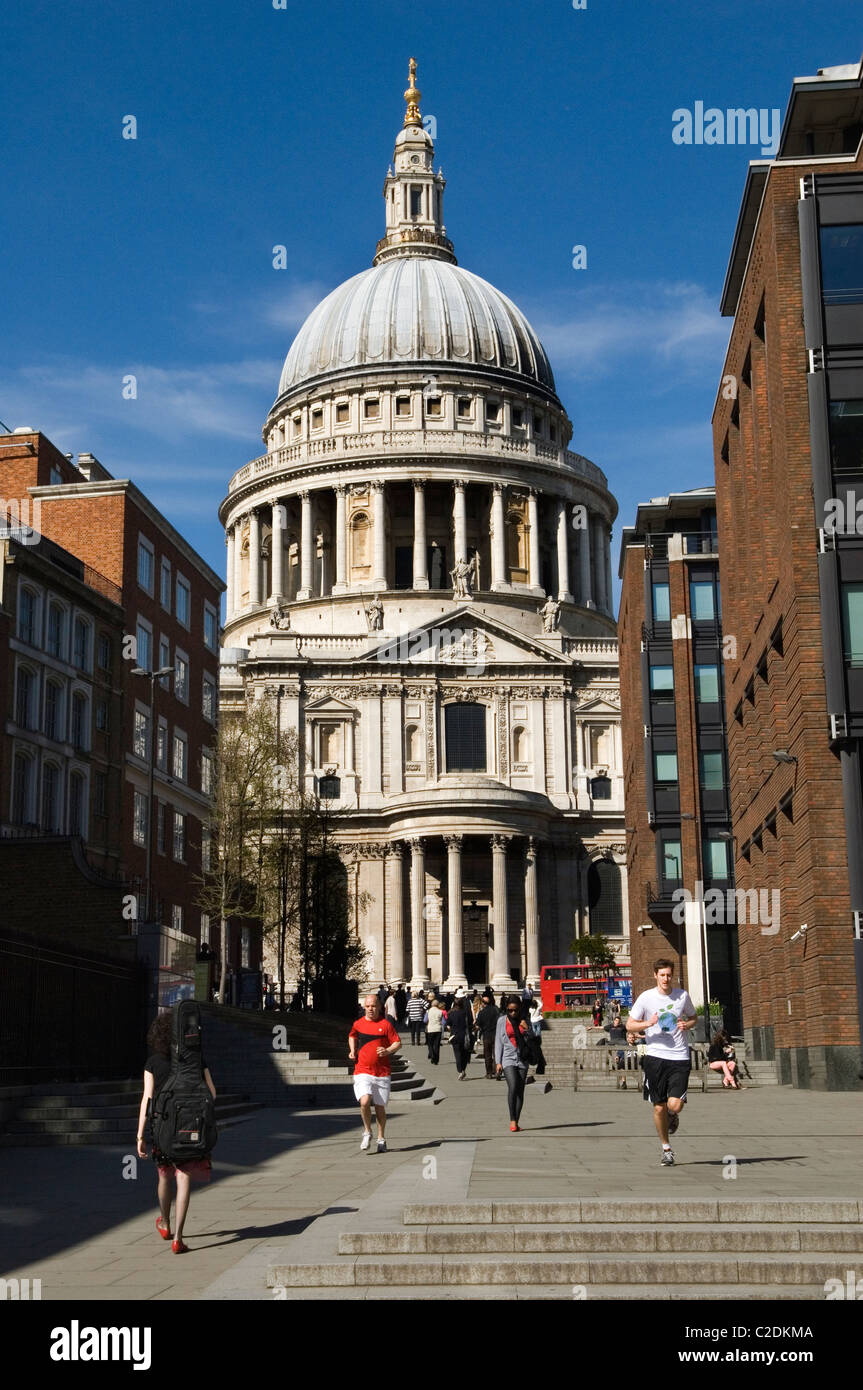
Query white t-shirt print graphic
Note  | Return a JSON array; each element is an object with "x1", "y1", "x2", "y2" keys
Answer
[{"x1": 629, "y1": 987, "x2": 695, "y2": 1060}]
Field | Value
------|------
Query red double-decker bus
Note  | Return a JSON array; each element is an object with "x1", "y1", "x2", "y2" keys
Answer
[{"x1": 540, "y1": 962, "x2": 632, "y2": 1013}]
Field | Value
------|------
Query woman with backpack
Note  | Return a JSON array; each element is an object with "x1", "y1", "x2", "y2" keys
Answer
[{"x1": 136, "y1": 1011, "x2": 217, "y2": 1254}]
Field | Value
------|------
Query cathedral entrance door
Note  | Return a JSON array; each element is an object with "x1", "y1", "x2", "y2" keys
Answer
[{"x1": 463, "y1": 905, "x2": 489, "y2": 985}]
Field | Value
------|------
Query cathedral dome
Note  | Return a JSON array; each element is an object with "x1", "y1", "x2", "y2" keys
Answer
[{"x1": 277, "y1": 257, "x2": 556, "y2": 398}]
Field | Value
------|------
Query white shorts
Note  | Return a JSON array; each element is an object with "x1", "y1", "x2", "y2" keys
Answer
[{"x1": 353, "y1": 1074, "x2": 391, "y2": 1106}]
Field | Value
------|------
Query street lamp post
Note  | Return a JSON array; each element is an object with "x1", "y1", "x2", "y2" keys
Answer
[{"x1": 131, "y1": 666, "x2": 174, "y2": 924}]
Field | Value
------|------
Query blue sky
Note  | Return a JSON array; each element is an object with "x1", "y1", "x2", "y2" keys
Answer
[{"x1": 2, "y1": 1, "x2": 862, "y2": 606}]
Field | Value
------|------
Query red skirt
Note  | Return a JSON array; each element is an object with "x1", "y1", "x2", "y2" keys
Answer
[{"x1": 154, "y1": 1154, "x2": 211, "y2": 1183}]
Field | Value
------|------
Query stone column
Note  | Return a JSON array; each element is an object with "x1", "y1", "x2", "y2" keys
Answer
[
  {"x1": 443, "y1": 835, "x2": 467, "y2": 989},
  {"x1": 527, "y1": 489, "x2": 542, "y2": 592},
  {"x1": 408, "y1": 837, "x2": 429, "y2": 988},
  {"x1": 234, "y1": 519, "x2": 245, "y2": 613},
  {"x1": 593, "y1": 515, "x2": 608, "y2": 613},
  {"x1": 579, "y1": 510, "x2": 593, "y2": 608},
  {"x1": 387, "y1": 843, "x2": 406, "y2": 983},
  {"x1": 556, "y1": 498, "x2": 573, "y2": 602},
  {"x1": 604, "y1": 527, "x2": 614, "y2": 617},
  {"x1": 248, "y1": 509, "x2": 262, "y2": 607},
  {"x1": 372, "y1": 481, "x2": 387, "y2": 590},
  {"x1": 270, "y1": 501, "x2": 285, "y2": 600},
  {"x1": 334, "y1": 485, "x2": 347, "y2": 593},
  {"x1": 524, "y1": 838, "x2": 540, "y2": 986},
  {"x1": 225, "y1": 528, "x2": 235, "y2": 621},
  {"x1": 298, "y1": 492, "x2": 313, "y2": 600},
  {"x1": 491, "y1": 484, "x2": 506, "y2": 590},
  {"x1": 453, "y1": 480, "x2": 467, "y2": 568},
  {"x1": 413, "y1": 480, "x2": 429, "y2": 589},
  {"x1": 490, "y1": 833, "x2": 514, "y2": 989}
]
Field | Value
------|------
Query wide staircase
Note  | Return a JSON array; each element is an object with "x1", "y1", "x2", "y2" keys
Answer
[
  {"x1": 268, "y1": 1196, "x2": 863, "y2": 1299},
  {"x1": 540, "y1": 1019, "x2": 780, "y2": 1091},
  {"x1": 0, "y1": 1080, "x2": 257, "y2": 1148}
]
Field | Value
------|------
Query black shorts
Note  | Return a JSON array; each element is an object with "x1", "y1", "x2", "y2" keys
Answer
[{"x1": 642, "y1": 1055, "x2": 690, "y2": 1105}]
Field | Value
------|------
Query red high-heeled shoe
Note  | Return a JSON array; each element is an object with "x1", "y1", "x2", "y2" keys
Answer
[
  {"x1": 172, "y1": 1238, "x2": 189, "y2": 1254},
  {"x1": 156, "y1": 1217, "x2": 171, "y2": 1240}
]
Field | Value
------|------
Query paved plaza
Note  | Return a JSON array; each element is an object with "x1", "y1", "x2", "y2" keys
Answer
[{"x1": 2, "y1": 1039, "x2": 861, "y2": 1301}]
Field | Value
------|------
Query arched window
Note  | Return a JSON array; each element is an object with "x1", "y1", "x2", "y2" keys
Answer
[
  {"x1": 44, "y1": 679, "x2": 62, "y2": 741},
  {"x1": 68, "y1": 772, "x2": 86, "y2": 837},
  {"x1": 512, "y1": 725, "x2": 528, "y2": 764},
  {"x1": 16, "y1": 666, "x2": 36, "y2": 731},
  {"x1": 73, "y1": 617, "x2": 91, "y2": 671},
  {"x1": 46, "y1": 603, "x2": 64, "y2": 657},
  {"x1": 11, "y1": 752, "x2": 34, "y2": 826},
  {"x1": 18, "y1": 587, "x2": 37, "y2": 646},
  {"x1": 71, "y1": 692, "x2": 88, "y2": 750},
  {"x1": 587, "y1": 859, "x2": 624, "y2": 936},
  {"x1": 41, "y1": 762, "x2": 61, "y2": 832},
  {"x1": 350, "y1": 512, "x2": 371, "y2": 572}
]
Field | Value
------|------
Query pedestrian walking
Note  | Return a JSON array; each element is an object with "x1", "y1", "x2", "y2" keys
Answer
[
  {"x1": 528, "y1": 997, "x2": 543, "y2": 1038},
  {"x1": 136, "y1": 1011, "x2": 216, "y2": 1255},
  {"x1": 394, "y1": 984, "x2": 408, "y2": 1024},
  {"x1": 605, "y1": 1012, "x2": 629, "y2": 1088},
  {"x1": 627, "y1": 958, "x2": 697, "y2": 1165},
  {"x1": 405, "y1": 989, "x2": 425, "y2": 1045},
  {"x1": 348, "y1": 993, "x2": 401, "y2": 1153},
  {"x1": 447, "y1": 996, "x2": 472, "y2": 1080},
  {"x1": 495, "y1": 995, "x2": 530, "y2": 1131},
  {"x1": 476, "y1": 992, "x2": 500, "y2": 1078},
  {"x1": 384, "y1": 989, "x2": 398, "y2": 1023},
  {"x1": 426, "y1": 997, "x2": 444, "y2": 1065},
  {"x1": 592, "y1": 997, "x2": 604, "y2": 1027}
]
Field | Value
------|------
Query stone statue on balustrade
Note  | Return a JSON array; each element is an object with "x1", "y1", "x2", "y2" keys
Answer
[
  {"x1": 450, "y1": 556, "x2": 474, "y2": 599},
  {"x1": 540, "y1": 597, "x2": 560, "y2": 633},
  {"x1": 365, "y1": 595, "x2": 384, "y2": 630},
  {"x1": 269, "y1": 602, "x2": 291, "y2": 631}
]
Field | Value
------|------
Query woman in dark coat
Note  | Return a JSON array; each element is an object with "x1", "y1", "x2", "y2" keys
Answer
[{"x1": 447, "y1": 997, "x2": 472, "y2": 1080}]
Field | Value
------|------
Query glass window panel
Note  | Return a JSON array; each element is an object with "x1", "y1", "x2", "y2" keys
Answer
[
  {"x1": 699, "y1": 750, "x2": 724, "y2": 790},
  {"x1": 445, "y1": 703, "x2": 487, "y2": 772},
  {"x1": 841, "y1": 582, "x2": 863, "y2": 663},
  {"x1": 650, "y1": 665, "x2": 674, "y2": 694},
  {"x1": 829, "y1": 399, "x2": 863, "y2": 473},
  {"x1": 690, "y1": 580, "x2": 715, "y2": 621},
  {"x1": 654, "y1": 752, "x2": 678, "y2": 782},
  {"x1": 662, "y1": 839, "x2": 682, "y2": 882},
  {"x1": 652, "y1": 582, "x2": 670, "y2": 622},
  {"x1": 694, "y1": 664, "x2": 720, "y2": 702},
  {"x1": 820, "y1": 224, "x2": 863, "y2": 305},
  {"x1": 704, "y1": 838, "x2": 730, "y2": 879}
]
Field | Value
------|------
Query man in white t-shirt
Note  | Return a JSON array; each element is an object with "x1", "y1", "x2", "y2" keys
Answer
[{"x1": 627, "y1": 958, "x2": 697, "y2": 1166}]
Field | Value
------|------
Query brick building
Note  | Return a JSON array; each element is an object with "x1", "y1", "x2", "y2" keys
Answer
[
  {"x1": 619, "y1": 489, "x2": 741, "y2": 1033},
  {"x1": 712, "y1": 56, "x2": 863, "y2": 1088},
  {"x1": 1, "y1": 428, "x2": 224, "y2": 944}
]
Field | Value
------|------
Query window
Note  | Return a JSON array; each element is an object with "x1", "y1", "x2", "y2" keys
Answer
[
  {"x1": 533, "y1": 413, "x2": 544, "y2": 433},
  {"x1": 661, "y1": 837, "x2": 683, "y2": 883},
  {"x1": 174, "y1": 651, "x2": 189, "y2": 704},
  {"x1": 311, "y1": 408, "x2": 323, "y2": 429},
  {"x1": 158, "y1": 558, "x2": 172, "y2": 611},
  {"x1": 242, "y1": 925, "x2": 251, "y2": 968},
  {"x1": 445, "y1": 703, "x2": 487, "y2": 772},
  {"x1": 699, "y1": 750, "x2": 725, "y2": 790},
  {"x1": 654, "y1": 751, "x2": 678, "y2": 783},
  {"x1": 317, "y1": 774, "x2": 340, "y2": 799},
  {"x1": 335, "y1": 402, "x2": 349, "y2": 424},
  {"x1": 44, "y1": 680, "x2": 61, "y2": 741},
  {"x1": 486, "y1": 401, "x2": 500, "y2": 423},
  {"x1": 16, "y1": 667, "x2": 35, "y2": 730},
  {"x1": 157, "y1": 802, "x2": 166, "y2": 855},
  {"x1": 159, "y1": 637, "x2": 171, "y2": 688},
  {"x1": 590, "y1": 775, "x2": 612, "y2": 800},
  {"x1": 650, "y1": 665, "x2": 674, "y2": 697},
  {"x1": 156, "y1": 717, "x2": 168, "y2": 771},
  {"x1": 176, "y1": 576, "x2": 190, "y2": 628},
  {"x1": 134, "y1": 708, "x2": 150, "y2": 760},
  {"x1": 71, "y1": 693, "x2": 87, "y2": 750},
  {"x1": 820, "y1": 224, "x2": 863, "y2": 306},
  {"x1": 94, "y1": 771, "x2": 107, "y2": 817},
  {"x1": 135, "y1": 620, "x2": 152, "y2": 673},
  {"x1": 41, "y1": 763, "x2": 60, "y2": 832},
  {"x1": 292, "y1": 414, "x2": 301, "y2": 436},
  {"x1": 201, "y1": 749, "x2": 214, "y2": 795},
  {"x1": 396, "y1": 396, "x2": 411, "y2": 417},
  {"x1": 137, "y1": 537, "x2": 154, "y2": 593},
  {"x1": 172, "y1": 731, "x2": 188, "y2": 782},
  {"x1": 19, "y1": 588, "x2": 37, "y2": 646},
  {"x1": 703, "y1": 837, "x2": 730, "y2": 881},
  {"x1": 133, "y1": 790, "x2": 148, "y2": 846},
  {"x1": 49, "y1": 464, "x2": 63, "y2": 485},
  {"x1": 98, "y1": 633, "x2": 112, "y2": 671},
  {"x1": 549, "y1": 424, "x2": 557, "y2": 443},
  {"x1": 173, "y1": 810, "x2": 185, "y2": 861},
  {"x1": 319, "y1": 723, "x2": 342, "y2": 766},
  {"x1": 12, "y1": 753, "x2": 33, "y2": 826},
  {"x1": 73, "y1": 618, "x2": 91, "y2": 670},
  {"x1": 841, "y1": 582, "x2": 863, "y2": 663},
  {"x1": 690, "y1": 580, "x2": 716, "y2": 622},
  {"x1": 172, "y1": 904, "x2": 184, "y2": 932},
  {"x1": 204, "y1": 604, "x2": 218, "y2": 652},
  {"x1": 694, "y1": 664, "x2": 720, "y2": 703},
  {"x1": 512, "y1": 407, "x2": 524, "y2": 428},
  {"x1": 203, "y1": 673, "x2": 217, "y2": 723},
  {"x1": 652, "y1": 582, "x2": 671, "y2": 622},
  {"x1": 457, "y1": 397, "x2": 472, "y2": 418},
  {"x1": 68, "y1": 773, "x2": 85, "y2": 837},
  {"x1": 425, "y1": 396, "x2": 442, "y2": 417},
  {"x1": 829, "y1": 399, "x2": 863, "y2": 474},
  {"x1": 47, "y1": 605, "x2": 63, "y2": 658},
  {"x1": 364, "y1": 399, "x2": 380, "y2": 419},
  {"x1": 409, "y1": 185, "x2": 422, "y2": 218}
]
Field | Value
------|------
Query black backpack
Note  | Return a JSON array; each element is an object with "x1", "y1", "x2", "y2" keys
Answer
[{"x1": 150, "y1": 1001, "x2": 218, "y2": 1163}]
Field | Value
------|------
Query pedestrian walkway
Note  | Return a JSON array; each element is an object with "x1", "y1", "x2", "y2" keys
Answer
[{"x1": 1, "y1": 1040, "x2": 860, "y2": 1300}]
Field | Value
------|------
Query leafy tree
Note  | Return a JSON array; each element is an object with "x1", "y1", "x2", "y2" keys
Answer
[{"x1": 570, "y1": 932, "x2": 617, "y2": 996}]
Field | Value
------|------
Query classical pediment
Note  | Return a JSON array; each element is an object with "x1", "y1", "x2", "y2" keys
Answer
[
  {"x1": 303, "y1": 694, "x2": 358, "y2": 715},
  {"x1": 356, "y1": 606, "x2": 573, "y2": 668},
  {"x1": 576, "y1": 693, "x2": 621, "y2": 715}
]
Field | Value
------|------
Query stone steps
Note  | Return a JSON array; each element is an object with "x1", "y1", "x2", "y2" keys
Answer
[
  {"x1": 338, "y1": 1222, "x2": 863, "y2": 1255},
  {"x1": 270, "y1": 1281, "x2": 830, "y2": 1302},
  {"x1": 0, "y1": 1088, "x2": 259, "y2": 1146}
]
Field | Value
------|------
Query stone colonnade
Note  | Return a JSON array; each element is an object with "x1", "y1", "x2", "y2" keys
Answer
[{"x1": 225, "y1": 478, "x2": 614, "y2": 620}]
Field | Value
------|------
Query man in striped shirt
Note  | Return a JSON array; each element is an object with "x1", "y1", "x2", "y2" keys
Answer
[{"x1": 405, "y1": 991, "x2": 426, "y2": 1045}]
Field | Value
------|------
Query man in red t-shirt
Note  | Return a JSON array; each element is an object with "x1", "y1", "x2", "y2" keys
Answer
[{"x1": 348, "y1": 994, "x2": 402, "y2": 1152}]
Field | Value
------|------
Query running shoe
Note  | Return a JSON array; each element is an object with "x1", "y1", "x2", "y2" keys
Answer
[
  {"x1": 668, "y1": 1111, "x2": 680, "y2": 1136},
  {"x1": 660, "y1": 1147, "x2": 675, "y2": 1166},
  {"x1": 376, "y1": 1139, "x2": 387, "y2": 1153},
  {"x1": 360, "y1": 1132, "x2": 372, "y2": 1151}
]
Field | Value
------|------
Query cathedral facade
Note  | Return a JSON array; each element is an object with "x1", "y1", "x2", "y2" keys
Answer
[{"x1": 218, "y1": 64, "x2": 627, "y2": 990}]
